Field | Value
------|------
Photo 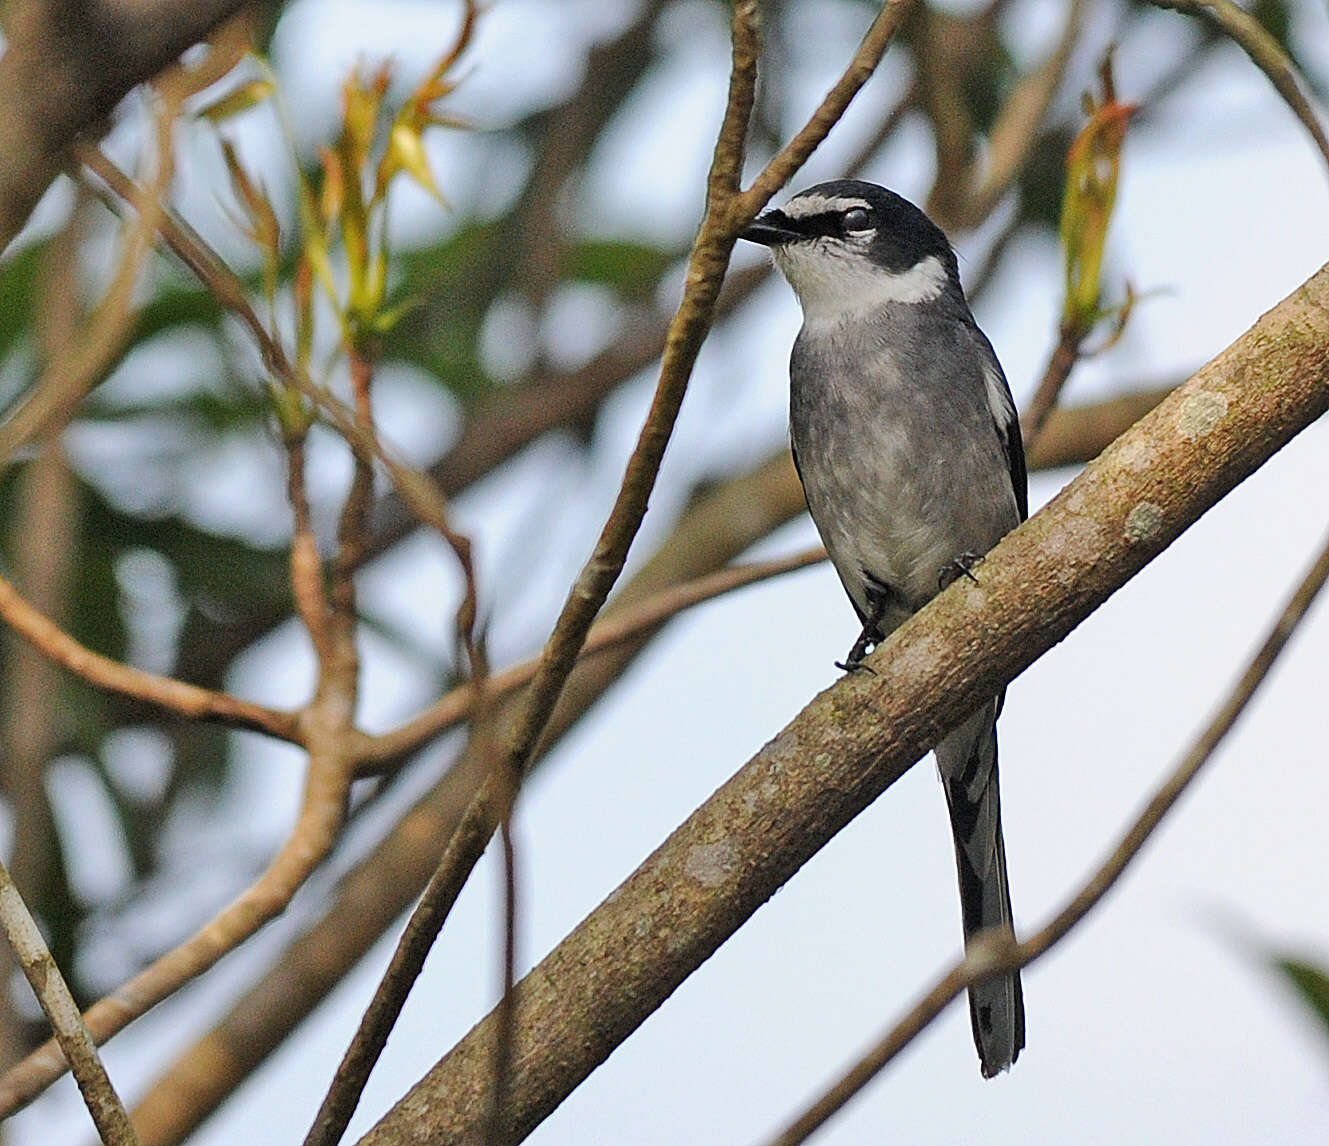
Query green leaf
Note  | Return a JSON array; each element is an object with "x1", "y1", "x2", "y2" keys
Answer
[
  {"x1": 566, "y1": 238, "x2": 679, "y2": 300},
  {"x1": 197, "y1": 78, "x2": 274, "y2": 124},
  {"x1": 1273, "y1": 955, "x2": 1329, "y2": 1045},
  {"x1": 0, "y1": 240, "x2": 47, "y2": 363},
  {"x1": 81, "y1": 386, "x2": 270, "y2": 433}
]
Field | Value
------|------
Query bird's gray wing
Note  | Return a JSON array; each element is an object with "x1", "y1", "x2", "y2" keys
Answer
[{"x1": 970, "y1": 328, "x2": 1028, "y2": 522}]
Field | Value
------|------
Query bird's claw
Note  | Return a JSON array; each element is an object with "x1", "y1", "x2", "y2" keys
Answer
[
  {"x1": 836, "y1": 657, "x2": 877, "y2": 675},
  {"x1": 837, "y1": 625, "x2": 881, "y2": 674},
  {"x1": 940, "y1": 551, "x2": 982, "y2": 590}
]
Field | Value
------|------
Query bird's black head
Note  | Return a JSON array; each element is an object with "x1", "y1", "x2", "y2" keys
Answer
[
  {"x1": 743, "y1": 180, "x2": 958, "y2": 275},
  {"x1": 739, "y1": 180, "x2": 962, "y2": 321}
]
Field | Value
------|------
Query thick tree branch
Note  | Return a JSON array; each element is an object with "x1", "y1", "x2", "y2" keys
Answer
[
  {"x1": 0, "y1": 0, "x2": 254, "y2": 253},
  {"x1": 355, "y1": 262, "x2": 1329, "y2": 1146}
]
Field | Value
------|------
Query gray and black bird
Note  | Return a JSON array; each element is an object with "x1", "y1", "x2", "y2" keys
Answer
[{"x1": 741, "y1": 179, "x2": 1027, "y2": 1076}]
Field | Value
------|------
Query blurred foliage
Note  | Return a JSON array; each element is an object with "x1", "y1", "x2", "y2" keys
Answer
[{"x1": 0, "y1": 241, "x2": 43, "y2": 368}]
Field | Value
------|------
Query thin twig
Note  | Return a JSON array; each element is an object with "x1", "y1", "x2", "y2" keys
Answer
[
  {"x1": 956, "y1": 0, "x2": 1088, "y2": 227},
  {"x1": 299, "y1": 8, "x2": 774, "y2": 1144},
  {"x1": 1150, "y1": 0, "x2": 1329, "y2": 177},
  {"x1": 764, "y1": 526, "x2": 1329, "y2": 1146},
  {"x1": 361, "y1": 546, "x2": 825, "y2": 769},
  {"x1": 737, "y1": 0, "x2": 914, "y2": 216},
  {"x1": 1021, "y1": 323, "x2": 1082, "y2": 448},
  {"x1": 0, "y1": 860, "x2": 141, "y2": 1146},
  {"x1": 0, "y1": 569, "x2": 301, "y2": 742},
  {"x1": 488, "y1": 817, "x2": 520, "y2": 1145}
]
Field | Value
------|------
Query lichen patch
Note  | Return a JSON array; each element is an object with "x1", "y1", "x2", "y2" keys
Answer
[
  {"x1": 684, "y1": 839, "x2": 736, "y2": 889},
  {"x1": 1124, "y1": 501, "x2": 1165, "y2": 544},
  {"x1": 1177, "y1": 391, "x2": 1229, "y2": 440}
]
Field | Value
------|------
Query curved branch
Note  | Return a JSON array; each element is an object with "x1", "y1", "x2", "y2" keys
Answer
[
  {"x1": 354, "y1": 261, "x2": 1329, "y2": 1146},
  {"x1": 1150, "y1": 0, "x2": 1329, "y2": 177},
  {"x1": 0, "y1": 570, "x2": 301, "y2": 743},
  {"x1": 0, "y1": 742, "x2": 352, "y2": 1117}
]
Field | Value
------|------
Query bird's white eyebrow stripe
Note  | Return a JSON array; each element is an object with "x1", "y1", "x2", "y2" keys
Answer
[{"x1": 782, "y1": 195, "x2": 871, "y2": 220}]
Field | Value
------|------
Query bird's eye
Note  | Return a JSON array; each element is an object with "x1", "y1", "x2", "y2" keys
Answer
[{"x1": 841, "y1": 207, "x2": 872, "y2": 231}]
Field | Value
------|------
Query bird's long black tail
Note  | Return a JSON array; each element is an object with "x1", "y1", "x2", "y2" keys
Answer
[{"x1": 935, "y1": 700, "x2": 1025, "y2": 1077}]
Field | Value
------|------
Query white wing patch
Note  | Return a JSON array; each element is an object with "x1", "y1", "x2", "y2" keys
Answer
[
  {"x1": 982, "y1": 364, "x2": 1016, "y2": 437},
  {"x1": 782, "y1": 194, "x2": 871, "y2": 220}
]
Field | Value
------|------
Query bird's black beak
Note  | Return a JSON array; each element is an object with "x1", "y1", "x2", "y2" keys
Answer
[{"x1": 740, "y1": 210, "x2": 801, "y2": 247}]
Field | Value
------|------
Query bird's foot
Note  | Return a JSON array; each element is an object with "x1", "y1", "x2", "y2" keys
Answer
[
  {"x1": 939, "y1": 551, "x2": 982, "y2": 590},
  {"x1": 836, "y1": 627, "x2": 881, "y2": 674}
]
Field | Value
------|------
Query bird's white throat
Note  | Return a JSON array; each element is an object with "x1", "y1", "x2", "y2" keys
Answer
[{"x1": 771, "y1": 248, "x2": 948, "y2": 327}]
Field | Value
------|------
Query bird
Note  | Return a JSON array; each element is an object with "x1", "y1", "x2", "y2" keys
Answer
[{"x1": 740, "y1": 179, "x2": 1027, "y2": 1077}]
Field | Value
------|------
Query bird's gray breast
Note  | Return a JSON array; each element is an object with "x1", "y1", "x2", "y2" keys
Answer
[{"x1": 789, "y1": 305, "x2": 1019, "y2": 631}]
